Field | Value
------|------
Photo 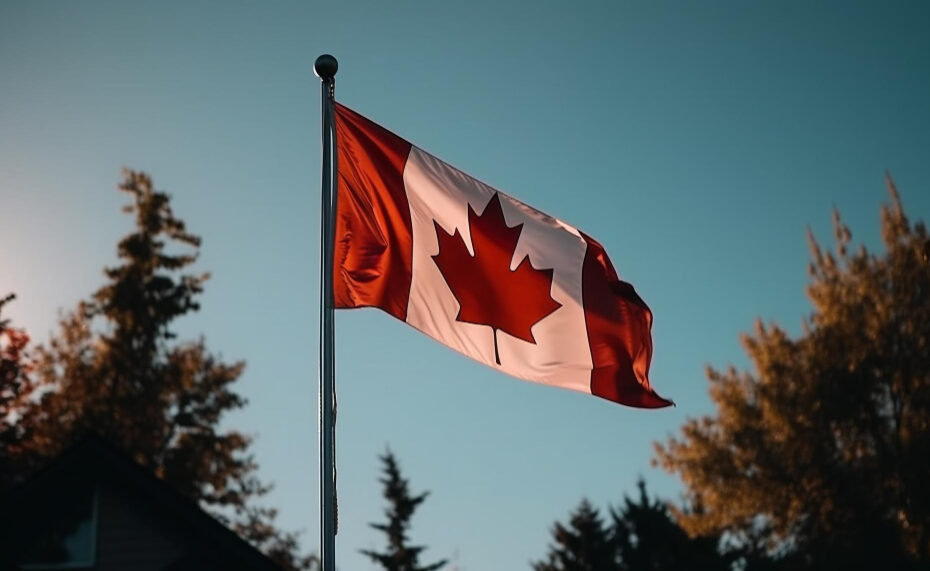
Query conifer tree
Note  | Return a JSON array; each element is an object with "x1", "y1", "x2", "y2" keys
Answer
[
  {"x1": 655, "y1": 176, "x2": 930, "y2": 570},
  {"x1": 362, "y1": 449, "x2": 447, "y2": 571},
  {"x1": 17, "y1": 170, "x2": 316, "y2": 570},
  {"x1": 612, "y1": 480, "x2": 730, "y2": 571},
  {"x1": 533, "y1": 499, "x2": 616, "y2": 571}
]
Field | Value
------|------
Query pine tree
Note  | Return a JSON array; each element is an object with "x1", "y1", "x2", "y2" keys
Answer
[
  {"x1": 533, "y1": 499, "x2": 616, "y2": 571},
  {"x1": 362, "y1": 449, "x2": 447, "y2": 571},
  {"x1": 655, "y1": 175, "x2": 930, "y2": 569},
  {"x1": 612, "y1": 480, "x2": 730, "y2": 571},
  {"x1": 17, "y1": 170, "x2": 316, "y2": 570}
]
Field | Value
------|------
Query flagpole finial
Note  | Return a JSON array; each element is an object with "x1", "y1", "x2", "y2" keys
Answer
[{"x1": 314, "y1": 54, "x2": 338, "y2": 80}]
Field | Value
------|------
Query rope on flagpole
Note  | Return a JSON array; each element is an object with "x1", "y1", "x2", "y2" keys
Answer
[{"x1": 315, "y1": 53, "x2": 338, "y2": 571}]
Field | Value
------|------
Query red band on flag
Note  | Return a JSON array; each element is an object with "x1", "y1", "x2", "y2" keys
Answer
[
  {"x1": 581, "y1": 233, "x2": 673, "y2": 408},
  {"x1": 334, "y1": 104, "x2": 414, "y2": 320}
]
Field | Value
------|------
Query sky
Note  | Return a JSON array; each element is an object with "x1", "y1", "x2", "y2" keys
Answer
[{"x1": 1, "y1": 1, "x2": 928, "y2": 569}]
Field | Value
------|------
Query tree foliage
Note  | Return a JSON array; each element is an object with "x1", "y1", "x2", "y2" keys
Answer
[
  {"x1": 533, "y1": 481, "x2": 732, "y2": 571},
  {"x1": 612, "y1": 481, "x2": 731, "y2": 571},
  {"x1": 0, "y1": 294, "x2": 40, "y2": 488},
  {"x1": 533, "y1": 499, "x2": 615, "y2": 571},
  {"x1": 655, "y1": 176, "x2": 930, "y2": 569},
  {"x1": 10, "y1": 170, "x2": 316, "y2": 570},
  {"x1": 362, "y1": 449, "x2": 447, "y2": 571}
]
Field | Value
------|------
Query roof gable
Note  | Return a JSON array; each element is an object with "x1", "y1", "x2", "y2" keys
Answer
[{"x1": 0, "y1": 437, "x2": 282, "y2": 571}]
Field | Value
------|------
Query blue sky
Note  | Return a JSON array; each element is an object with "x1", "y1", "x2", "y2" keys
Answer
[{"x1": 1, "y1": 1, "x2": 928, "y2": 569}]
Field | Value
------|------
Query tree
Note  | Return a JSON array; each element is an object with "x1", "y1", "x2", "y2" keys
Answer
[
  {"x1": 655, "y1": 175, "x2": 930, "y2": 570},
  {"x1": 362, "y1": 449, "x2": 447, "y2": 571},
  {"x1": 0, "y1": 294, "x2": 40, "y2": 489},
  {"x1": 533, "y1": 499, "x2": 616, "y2": 571},
  {"x1": 613, "y1": 480, "x2": 730, "y2": 571},
  {"x1": 15, "y1": 170, "x2": 316, "y2": 570},
  {"x1": 533, "y1": 482, "x2": 733, "y2": 571}
]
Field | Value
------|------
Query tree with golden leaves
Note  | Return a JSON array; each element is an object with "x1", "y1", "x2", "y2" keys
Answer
[
  {"x1": 0, "y1": 294, "x2": 41, "y2": 489},
  {"x1": 655, "y1": 176, "x2": 930, "y2": 570}
]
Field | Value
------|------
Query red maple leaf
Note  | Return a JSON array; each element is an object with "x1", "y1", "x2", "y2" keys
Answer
[{"x1": 432, "y1": 193, "x2": 562, "y2": 365}]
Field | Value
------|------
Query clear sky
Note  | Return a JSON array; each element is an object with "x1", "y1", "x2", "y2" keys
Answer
[{"x1": 1, "y1": 1, "x2": 928, "y2": 569}]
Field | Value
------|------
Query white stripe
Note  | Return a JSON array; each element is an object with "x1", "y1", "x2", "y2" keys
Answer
[{"x1": 403, "y1": 146, "x2": 593, "y2": 394}]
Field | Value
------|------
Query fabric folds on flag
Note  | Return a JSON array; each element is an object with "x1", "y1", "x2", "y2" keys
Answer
[{"x1": 333, "y1": 103, "x2": 672, "y2": 408}]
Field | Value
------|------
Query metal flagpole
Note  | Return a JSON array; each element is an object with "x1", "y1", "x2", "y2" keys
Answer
[{"x1": 314, "y1": 53, "x2": 338, "y2": 571}]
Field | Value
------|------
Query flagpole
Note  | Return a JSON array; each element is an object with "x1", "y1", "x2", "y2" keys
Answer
[{"x1": 314, "y1": 53, "x2": 338, "y2": 571}]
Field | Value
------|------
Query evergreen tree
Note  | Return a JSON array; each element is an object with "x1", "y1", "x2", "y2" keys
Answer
[
  {"x1": 16, "y1": 170, "x2": 316, "y2": 570},
  {"x1": 362, "y1": 449, "x2": 447, "y2": 571},
  {"x1": 612, "y1": 480, "x2": 730, "y2": 571},
  {"x1": 533, "y1": 483, "x2": 735, "y2": 571},
  {"x1": 533, "y1": 499, "x2": 616, "y2": 571},
  {"x1": 654, "y1": 175, "x2": 930, "y2": 570}
]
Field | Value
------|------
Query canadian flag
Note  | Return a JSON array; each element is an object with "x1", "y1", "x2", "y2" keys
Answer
[{"x1": 334, "y1": 104, "x2": 672, "y2": 408}]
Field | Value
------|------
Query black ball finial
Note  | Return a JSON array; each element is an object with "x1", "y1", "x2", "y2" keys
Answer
[{"x1": 314, "y1": 54, "x2": 338, "y2": 80}]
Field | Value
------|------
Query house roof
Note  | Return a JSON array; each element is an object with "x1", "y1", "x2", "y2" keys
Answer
[{"x1": 0, "y1": 436, "x2": 284, "y2": 571}]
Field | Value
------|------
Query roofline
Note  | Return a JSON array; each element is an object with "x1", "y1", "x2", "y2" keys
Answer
[{"x1": 0, "y1": 435, "x2": 284, "y2": 571}]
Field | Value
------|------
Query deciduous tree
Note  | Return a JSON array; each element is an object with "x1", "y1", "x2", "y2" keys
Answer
[
  {"x1": 655, "y1": 176, "x2": 930, "y2": 569},
  {"x1": 0, "y1": 294, "x2": 39, "y2": 489}
]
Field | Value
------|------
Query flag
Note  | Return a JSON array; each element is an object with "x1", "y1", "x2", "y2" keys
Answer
[{"x1": 333, "y1": 103, "x2": 672, "y2": 408}]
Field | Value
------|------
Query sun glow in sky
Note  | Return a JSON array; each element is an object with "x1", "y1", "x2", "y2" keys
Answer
[{"x1": 1, "y1": 1, "x2": 929, "y2": 569}]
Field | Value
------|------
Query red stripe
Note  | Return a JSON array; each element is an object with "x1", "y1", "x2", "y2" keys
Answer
[
  {"x1": 581, "y1": 233, "x2": 673, "y2": 408},
  {"x1": 333, "y1": 103, "x2": 414, "y2": 320}
]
